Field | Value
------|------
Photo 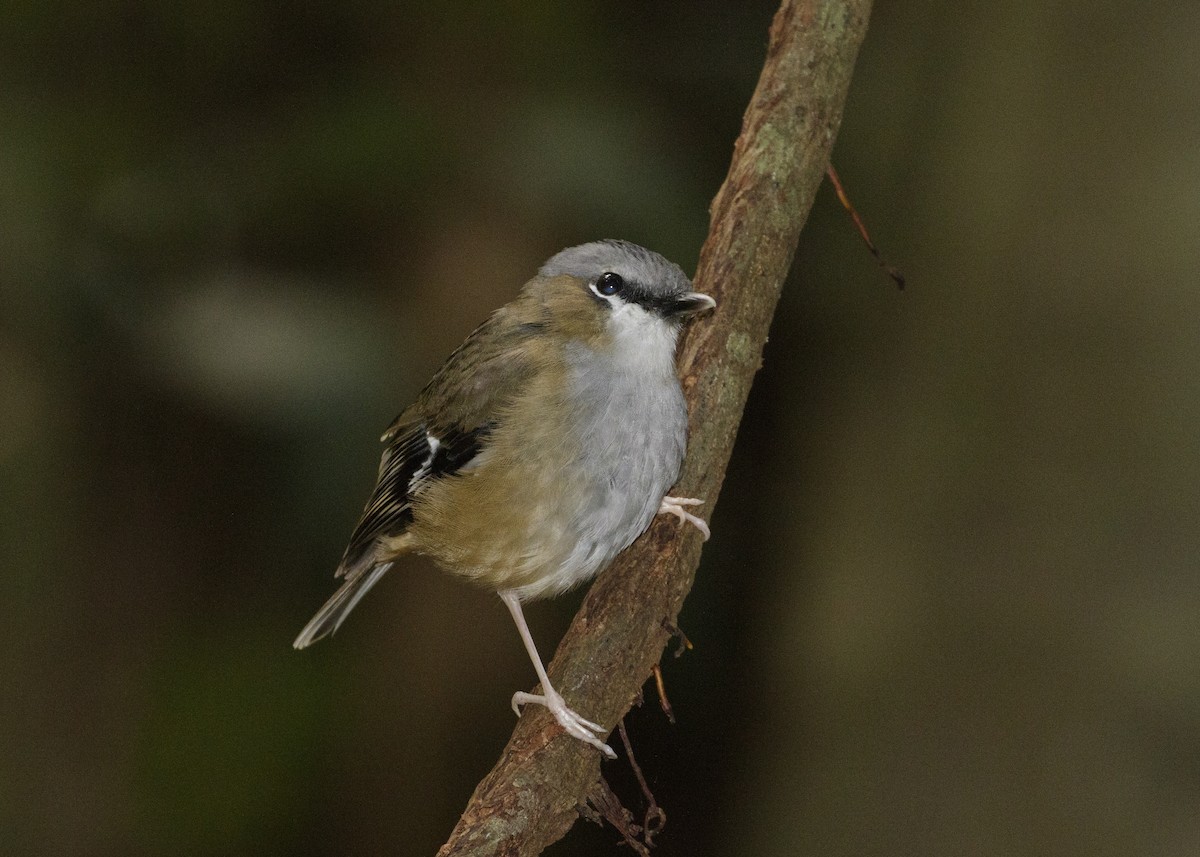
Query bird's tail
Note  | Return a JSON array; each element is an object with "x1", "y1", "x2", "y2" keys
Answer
[{"x1": 292, "y1": 561, "x2": 394, "y2": 649}]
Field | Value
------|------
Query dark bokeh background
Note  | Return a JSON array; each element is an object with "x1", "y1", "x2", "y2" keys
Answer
[{"x1": 4, "y1": 2, "x2": 1199, "y2": 855}]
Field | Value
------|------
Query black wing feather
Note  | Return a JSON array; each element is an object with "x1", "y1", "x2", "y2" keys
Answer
[
  {"x1": 297, "y1": 296, "x2": 543, "y2": 648},
  {"x1": 334, "y1": 301, "x2": 544, "y2": 577},
  {"x1": 337, "y1": 419, "x2": 493, "y2": 576}
]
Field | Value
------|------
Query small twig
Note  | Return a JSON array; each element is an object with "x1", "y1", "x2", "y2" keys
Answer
[
  {"x1": 617, "y1": 721, "x2": 666, "y2": 846},
  {"x1": 825, "y1": 162, "x2": 905, "y2": 289},
  {"x1": 662, "y1": 620, "x2": 693, "y2": 659},
  {"x1": 584, "y1": 777, "x2": 650, "y2": 857},
  {"x1": 650, "y1": 664, "x2": 676, "y2": 724}
]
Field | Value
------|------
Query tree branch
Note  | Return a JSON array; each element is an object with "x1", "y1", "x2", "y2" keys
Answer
[{"x1": 436, "y1": 2, "x2": 873, "y2": 854}]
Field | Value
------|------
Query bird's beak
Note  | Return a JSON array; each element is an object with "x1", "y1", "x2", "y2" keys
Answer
[{"x1": 667, "y1": 291, "x2": 717, "y2": 318}]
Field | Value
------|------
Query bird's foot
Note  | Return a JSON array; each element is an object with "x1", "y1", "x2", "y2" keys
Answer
[
  {"x1": 659, "y1": 496, "x2": 711, "y2": 541},
  {"x1": 511, "y1": 689, "x2": 615, "y2": 758}
]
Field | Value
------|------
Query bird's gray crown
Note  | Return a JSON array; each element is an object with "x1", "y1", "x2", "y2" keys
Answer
[{"x1": 539, "y1": 239, "x2": 692, "y2": 299}]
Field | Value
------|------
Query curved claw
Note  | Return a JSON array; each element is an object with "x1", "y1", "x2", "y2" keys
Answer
[
  {"x1": 659, "y1": 496, "x2": 711, "y2": 541},
  {"x1": 511, "y1": 690, "x2": 614, "y2": 758}
]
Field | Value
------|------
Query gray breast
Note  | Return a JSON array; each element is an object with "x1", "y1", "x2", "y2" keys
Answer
[{"x1": 545, "y1": 346, "x2": 687, "y2": 594}]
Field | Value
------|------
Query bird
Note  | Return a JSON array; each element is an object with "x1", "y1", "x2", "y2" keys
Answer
[{"x1": 293, "y1": 239, "x2": 715, "y2": 757}]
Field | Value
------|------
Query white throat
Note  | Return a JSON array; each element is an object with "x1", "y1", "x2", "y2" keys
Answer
[{"x1": 605, "y1": 301, "x2": 680, "y2": 377}]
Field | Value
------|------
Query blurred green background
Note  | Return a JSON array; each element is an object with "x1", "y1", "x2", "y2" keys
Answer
[{"x1": 4, "y1": 1, "x2": 1199, "y2": 855}]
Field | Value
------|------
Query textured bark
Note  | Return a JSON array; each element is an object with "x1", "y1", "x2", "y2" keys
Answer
[{"x1": 436, "y1": 1, "x2": 873, "y2": 854}]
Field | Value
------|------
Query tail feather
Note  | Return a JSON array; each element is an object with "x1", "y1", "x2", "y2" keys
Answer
[{"x1": 293, "y1": 561, "x2": 394, "y2": 649}]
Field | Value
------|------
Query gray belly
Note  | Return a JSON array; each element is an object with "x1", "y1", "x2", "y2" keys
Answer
[{"x1": 513, "y1": 365, "x2": 688, "y2": 599}]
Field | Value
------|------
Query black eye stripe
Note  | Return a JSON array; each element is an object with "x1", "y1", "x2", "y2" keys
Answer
[
  {"x1": 624, "y1": 288, "x2": 680, "y2": 315},
  {"x1": 586, "y1": 274, "x2": 686, "y2": 317}
]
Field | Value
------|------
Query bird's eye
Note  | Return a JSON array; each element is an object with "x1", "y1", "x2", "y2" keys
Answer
[{"x1": 595, "y1": 272, "x2": 624, "y2": 296}]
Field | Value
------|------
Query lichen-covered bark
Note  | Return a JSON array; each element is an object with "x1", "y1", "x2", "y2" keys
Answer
[{"x1": 436, "y1": 2, "x2": 873, "y2": 854}]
